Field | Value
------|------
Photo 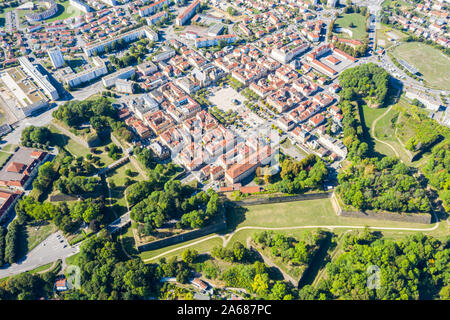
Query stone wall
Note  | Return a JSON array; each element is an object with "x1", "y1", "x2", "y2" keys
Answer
[
  {"x1": 338, "y1": 209, "x2": 432, "y2": 224},
  {"x1": 332, "y1": 193, "x2": 432, "y2": 224},
  {"x1": 137, "y1": 210, "x2": 227, "y2": 253},
  {"x1": 233, "y1": 192, "x2": 332, "y2": 206}
]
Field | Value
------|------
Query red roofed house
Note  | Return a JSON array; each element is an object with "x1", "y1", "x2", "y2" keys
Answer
[{"x1": 0, "y1": 148, "x2": 49, "y2": 190}]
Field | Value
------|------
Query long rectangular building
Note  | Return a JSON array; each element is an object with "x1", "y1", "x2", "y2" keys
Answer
[
  {"x1": 176, "y1": 0, "x2": 201, "y2": 26},
  {"x1": 102, "y1": 66, "x2": 135, "y2": 88},
  {"x1": 194, "y1": 34, "x2": 237, "y2": 48},
  {"x1": 139, "y1": 0, "x2": 171, "y2": 17},
  {"x1": 83, "y1": 26, "x2": 158, "y2": 56},
  {"x1": 65, "y1": 57, "x2": 108, "y2": 88},
  {"x1": 18, "y1": 56, "x2": 59, "y2": 100}
]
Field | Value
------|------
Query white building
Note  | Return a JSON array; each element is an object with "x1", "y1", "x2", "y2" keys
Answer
[
  {"x1": 102, "y1": 66, "x2": 135, "y2": 88},
  {"x1": 115, "y1": 79, "x2": 134, "y2": 94},
  {"x1": 69, "y1": 0, "x2": 92, "y2": 13},
  {"x1": 83, "y1": 26, "x2": 158, "y2": 56},
  {"x1": 65, "y1": 57, "x2": 108, "y2": 88},
  {"x1": 18, "y1": 56, "x2": 59, "y2": 100},
  {"x1": 47, "y1": 46, "x2": 65, "y2": 69}
]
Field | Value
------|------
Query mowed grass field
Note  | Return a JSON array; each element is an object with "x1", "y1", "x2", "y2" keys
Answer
[
  {"x1": 139, "y1": 198, "x2": 440, "y2": 263},
  {"x1": 392, "y1": 42, "x2": 450, "y2": 90},
  {"x1": 334, "y1": 13, "x2": 367, "y2": 40}
]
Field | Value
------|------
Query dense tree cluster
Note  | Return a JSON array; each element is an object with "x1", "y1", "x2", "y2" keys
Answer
[
  {"x1": 52, "y1": 97, "x2": 133, "y2": 143},
  {"x1": 338, "y1": 63, "x2": 390, "y2": 105},
  {"x1": 0, "y1": 226, "x2": 5, "y2": 267},
  {"x1": 3, "y1": 220, "x2": 21, "y2": 265},
  {"x1": 53, "y1": 97, "x2": 116, "y2": 128},
  {"x1": 55, "y1": 176, "x2": 101, "y2": 196},
  {"x1": 15, "y1": 196, "x2": 104, "y2": 233},
  {"x1": 157, "y1": 256, "x2": 193, "y2": 284},
  {"x1": 337, "y1": 157, "x2": 430, "y2": 213},
  {"x1": 66, "y1": 233, "x2": 160, "y2": 299},
  {"x1": 20, "y1": 126, "x2": 52, "y2": 148},
  {"x1": 211, "y1": 241, "x2": 251, "y2": 263},
  {"x1": 423, "y1": 143, "x2": 450, "y2": 211},
  {"x1": 301, "y1": 232, "x2": 450, "y2": 300},
  {"x1": 32, "y1": 162, "x2": 58, "y2": 195},
  {"x1": 340, "y1": 100, "x2": 368, "y2": 161},
  {"x1": 221, "y1": 261, "x2": 296, "y2": 299},
  {"x1": 0, "y1": 269, "x2": 58, "y2": 300},
  {"x1": 130, "y1": 180, "x2": 221, "y2": 234},
  {"x1": 269, "y1": 154, "x2": 328, "y2": 194},
  {"x1": 254, "y1": 231, "x2": 326, "y2": 267}
]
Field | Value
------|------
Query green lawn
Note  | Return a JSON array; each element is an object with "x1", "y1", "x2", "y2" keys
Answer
[
  {"x1": 373, "y1": 106, "x2": 413, "y2": 163},
  {"x1": 0, "y1": 151, "x2": 11, "y2": 168},
  {"x1": 27, "y1": 262, "x2": 54, "y2": 274},
  {"x1": 361, "y1": 105, "x2": 386, "y2": 129},
  {"x1": 140, "y1": 235, "x2": 223, "y2": 262},
  {"x1": 65, "y1": 252, "x2": 80, "y2": 266},
  {"x1": 1, "y1": 144, "x2": 18, "y2": 153},
  {"x1": 334, "y1": 13, "x2": 368, "y2": 40},
  {"x1": 20, "y1": 222, "x2": 58, "y2": 255},
  {"x1": 48, "y1": 124, "x2": 114, "y2": 167},
  {"x1": 140, "y1": 198, "x2": 441, "y2": 263},
  {"x1": 42, "y1": 1, "x2": 83, "y2": 23},
  {"x1": 392, "y1": 42, "x2": 450, "y2": 90},
  {"x1": 381, "y1": 0, "x2": 413, "y2": 9}
]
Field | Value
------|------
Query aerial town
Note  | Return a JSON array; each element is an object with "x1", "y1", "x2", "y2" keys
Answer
[{"x1": 0, "y1": 0, "x2": 448, "y2": 304}]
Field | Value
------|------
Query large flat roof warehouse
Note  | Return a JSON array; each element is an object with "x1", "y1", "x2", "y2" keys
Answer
[{"x1": 0, "y1": 67, "x2": 48, "y2": 110}]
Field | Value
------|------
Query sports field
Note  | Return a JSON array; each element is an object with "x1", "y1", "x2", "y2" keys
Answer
[
  {"x1": 45, "y1": 1, "x2": 83, "y2": 23},
  {"x1": 392, "y1": 42, "x2": 450, "y2": 90}
]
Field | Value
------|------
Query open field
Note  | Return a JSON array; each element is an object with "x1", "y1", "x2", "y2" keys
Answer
[
  {"x1": 376, "y1": 24, "x2": 407, "y2": 49},
  {"x1": 1, "y1": 144, "x2": 17, "y2": 153},
  {"x1": 139, "y1": 234, "x2": 224, "y2": 261},
  {"x1": 381, "y1": 0, "x2": 414, "y2": 9},
  {"x1": 48, "y1": 123, "x2": 114, "y2": 167},
  {"x1": 41, "y1": 1, "x2": 83, "y2": 23},
  {"x1": 0, "y1": 150, "x2": 11, "y2": 168},
  {"x1": 334, "y1": 13, "x2": 367, "y2": 40},
  {"x1": 392, "y1": 42, "x2": 450, "y2": 90},
  {"x1": 139, "y1": 198, "x2": 443, "y2": 263}
]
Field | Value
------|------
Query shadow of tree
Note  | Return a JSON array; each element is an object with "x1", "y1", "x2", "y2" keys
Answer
[{"x1": 222, "y1": 202, "x2": 247, "y2": 234}]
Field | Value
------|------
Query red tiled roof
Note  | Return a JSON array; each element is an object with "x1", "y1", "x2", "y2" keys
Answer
[{"x1": 7, "y1": 162, "x2": 26, "y2": 173}]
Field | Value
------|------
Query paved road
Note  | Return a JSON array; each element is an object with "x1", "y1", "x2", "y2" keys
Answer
[
  {"x1": 0, "y1": 231, "x2": 79, "y2": 278},
  {"x1": 0, "y1": 106, "x2": 55, "y2": 147}
]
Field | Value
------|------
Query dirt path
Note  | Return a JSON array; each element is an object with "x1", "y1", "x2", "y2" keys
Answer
[
  {"x1": 394, "y1": 113, "x2": 413, "y2": 159},
  {"x1": 371, "y1": 105, "x2": 400, "y2": 157}
]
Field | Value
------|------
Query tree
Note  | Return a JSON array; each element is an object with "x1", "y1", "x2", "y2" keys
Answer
[
  {"x1": 251, "y1": 273, "x2": 269, "y2": 296},
  {"x1": 181, "y1": 249, "x2": 198, "y2": 264}
]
